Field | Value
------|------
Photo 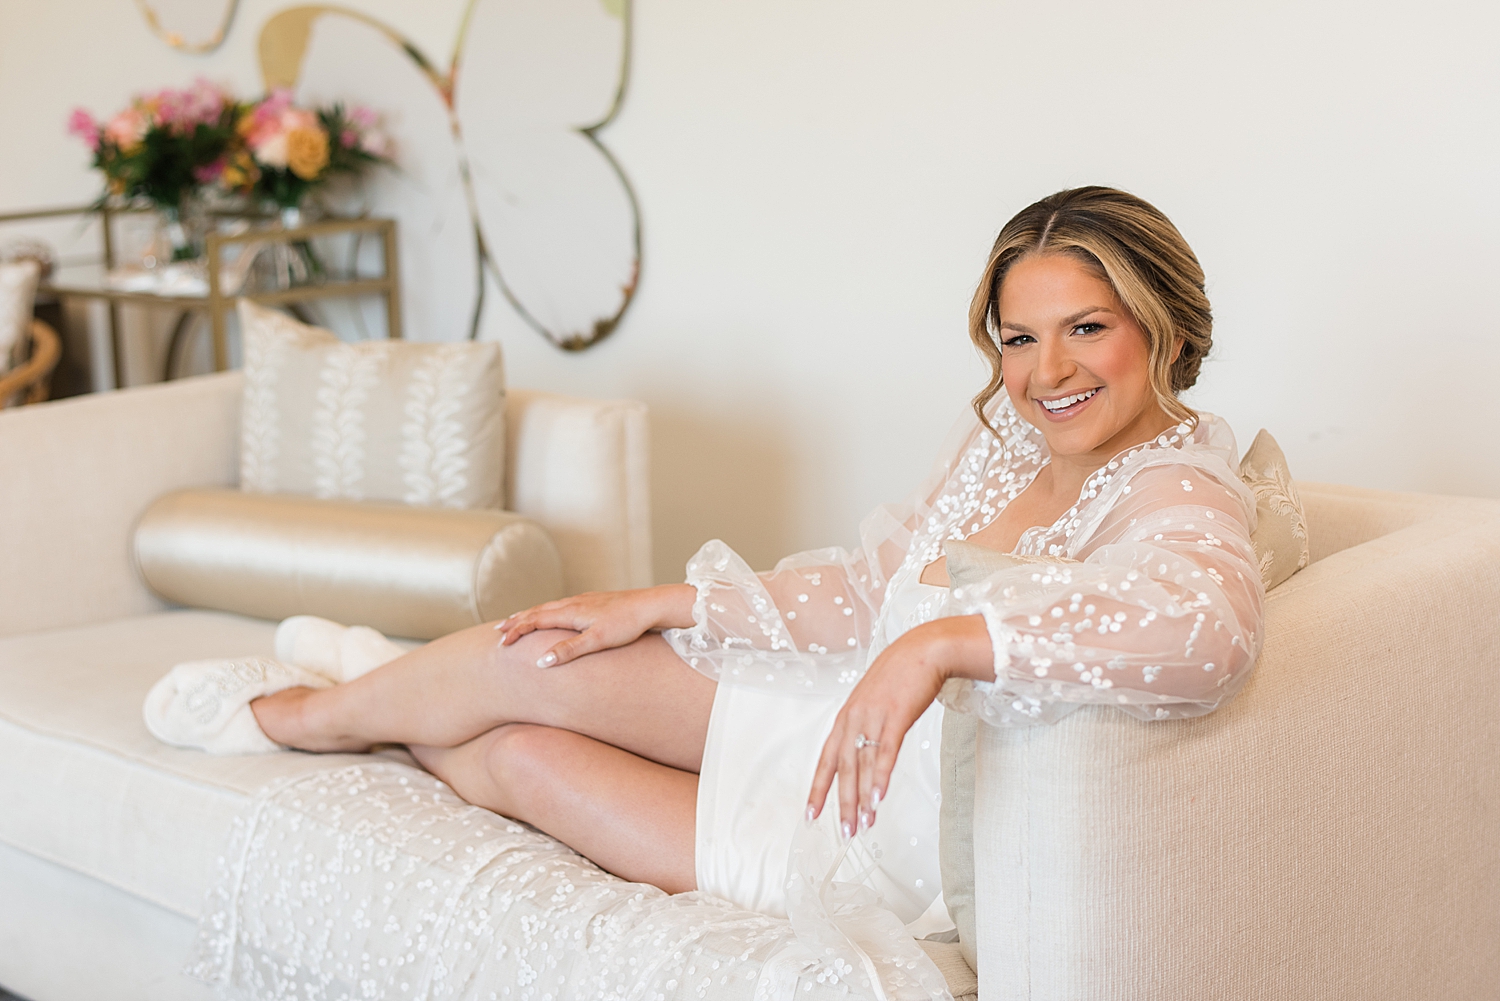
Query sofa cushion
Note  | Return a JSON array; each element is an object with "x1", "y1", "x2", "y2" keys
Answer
[
  {"x1": 0, "y1": 610, "x2": 406, "y2": 917},
  {"x1": 238, "y1": 300, "x2": 507, "y2": 509}
]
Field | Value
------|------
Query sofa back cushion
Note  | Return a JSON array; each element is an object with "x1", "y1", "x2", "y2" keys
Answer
[{"x1": 238, "y1": 300, "x2": 507, "y2": 509}]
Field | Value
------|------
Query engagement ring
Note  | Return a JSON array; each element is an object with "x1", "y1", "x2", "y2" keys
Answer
[{"x1": 854, "y1": 733, "x2": 880, "y2": 750}]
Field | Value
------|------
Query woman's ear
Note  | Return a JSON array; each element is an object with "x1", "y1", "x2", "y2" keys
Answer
[{"x1": 1170, "y1": 336, "x2": 1184, "y2": 364}]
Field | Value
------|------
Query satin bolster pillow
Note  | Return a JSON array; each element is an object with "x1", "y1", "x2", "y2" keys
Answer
[{"x1": 134, "y1": 488, "x2": 565, "y2": 640}]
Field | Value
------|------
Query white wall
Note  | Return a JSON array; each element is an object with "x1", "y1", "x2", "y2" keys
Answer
[{"x1": 3, "y1": 0, "x2": 1497, "y2": 580}]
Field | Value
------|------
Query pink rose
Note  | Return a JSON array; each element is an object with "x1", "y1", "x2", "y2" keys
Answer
[
  {"x1": 67, "y1": 108, "x2": 100, "y2": 151},
  {"x1": 104, "y1": 106, "x2": 149, "y2": 152},
  {"x1": 281, "y1": 107, "x2": 319, "y2": 133},
  {"x1": 359, "y1": 130, "x2": 392, "y2": 159}
]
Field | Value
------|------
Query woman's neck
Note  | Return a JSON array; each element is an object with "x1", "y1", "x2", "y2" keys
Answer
[{"x1": 1042, "y1": 405, "x2": 1179, "y2": 501}]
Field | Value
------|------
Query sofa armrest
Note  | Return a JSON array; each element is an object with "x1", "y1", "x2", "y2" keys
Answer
[
  {"x1": 0, "y1": 373, "x2": 242, "y2": 637},
  {"x1": 504, "y1": 389, "x2": 652, "y2": 594},
  {"x1": 970, "y1": 493, "x2": 1500, "y2": 1000}
]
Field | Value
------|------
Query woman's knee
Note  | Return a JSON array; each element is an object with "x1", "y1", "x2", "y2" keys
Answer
[{"x1": 479, "y1": 722, "x2": 576, "y2": 817}]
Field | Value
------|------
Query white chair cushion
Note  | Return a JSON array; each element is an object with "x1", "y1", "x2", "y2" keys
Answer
[{"x1": 0, "y1": 260, "x2": 40, "y2": 373}]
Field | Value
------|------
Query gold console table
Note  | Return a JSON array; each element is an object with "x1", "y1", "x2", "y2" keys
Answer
[{"x1": 0, "y1": 204, "x2": 401, "y2": 384}]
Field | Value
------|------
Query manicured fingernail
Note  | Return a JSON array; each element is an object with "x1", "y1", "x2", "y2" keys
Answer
[
  {"x1": 536, "y1": 652, "x2": 557, "y2": 668},
  {"x1": 871, "y1": 787, "x2": 882, "y2": 808},
  {"x1": 805, "y1": 804, "x2": 816, "y2": 823},
  {"x1": 858, "y1": 810, "x2": 871, "y2": 833},
  {"x1": 493, "y1": 622, "x2": 504, "y2": 630},
  {"x1": 840, "y1": 820, "x2": 853, "y2": 841}
]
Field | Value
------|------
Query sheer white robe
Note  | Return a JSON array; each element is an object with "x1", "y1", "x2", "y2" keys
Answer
[{"x1": 664, "y1": 396, "x2": 1265, "y2": 999}]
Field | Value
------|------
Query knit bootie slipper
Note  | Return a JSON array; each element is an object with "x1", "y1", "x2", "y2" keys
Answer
[
  {"x1": 142, "y1": 657, "x2": 332, "y2": 754},
  {"x1": 274, "y1": 615, "x2": 406, "y2": 684}
]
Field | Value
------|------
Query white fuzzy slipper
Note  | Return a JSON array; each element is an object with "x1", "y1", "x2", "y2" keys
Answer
[
  {"x1": 275, "y1": 616, "x2": 405, "y2": 684},
  {"x1": 338, "y1": 625, "x2": 405, "y2": 682},
  {"x1": 142, "y1": 657, "x2": 332, "y2": 754},
  {"x1": 273, "y1": 616, "x2": 346, "y2": 681}
]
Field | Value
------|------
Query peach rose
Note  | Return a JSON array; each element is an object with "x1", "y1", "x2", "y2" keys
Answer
[{"x1": 286, "y1": 127, "x2": 329, "y2": 181}]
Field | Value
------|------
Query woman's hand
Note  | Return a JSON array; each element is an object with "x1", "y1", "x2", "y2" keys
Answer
[
  {"x1": 495, "y1": 584, "x2": 696, "y2": 668},
  {"x1": 806, "y1": 614, "x2": 993, "y2": 838}
]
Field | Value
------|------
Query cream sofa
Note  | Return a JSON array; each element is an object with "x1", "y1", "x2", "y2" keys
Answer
[
  {"x1": 0, "y1": 372, "x2": 651, "y2": 1001},
  {"x1": 2, "y1": 374, "x2": 1498, "y2": 1000}
]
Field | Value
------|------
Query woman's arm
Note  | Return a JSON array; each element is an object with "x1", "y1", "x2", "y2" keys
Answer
[
  {"x1": 663, "y1": 537, "x2": 906, "y2": 694},
  {"x1": 948, "y1": 462, "x2": 1263, "y2": 724},
  {"x1": 808, "y1": 460, "x2": 1265, "y2": 836}
]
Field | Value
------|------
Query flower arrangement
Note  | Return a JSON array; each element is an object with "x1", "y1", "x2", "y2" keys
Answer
[
  {"x1": 212, "y1": 89, "x2": 393, "y2": 211},
  {"x1": 70, "y1": 82, "x2": 392, "y2": 226},
  {"x1": 67, "y1": 79, "x2": 238, "y2": 214}
]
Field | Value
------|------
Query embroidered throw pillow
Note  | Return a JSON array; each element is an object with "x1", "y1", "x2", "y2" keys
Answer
[
  {"x1": 0, "y1": 260, "x2": 40, "y2": 374},
  {"x1": 238, "y1": 300, "x2": 506, "y2": 509},
  {"x1": 1238, "y1": 429, "x2": 1310, "y2": 591}
]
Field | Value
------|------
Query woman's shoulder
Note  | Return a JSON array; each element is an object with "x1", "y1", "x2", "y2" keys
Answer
[{"x1": 1106, "y1": 413, "x2": 1255, "y2": 517}]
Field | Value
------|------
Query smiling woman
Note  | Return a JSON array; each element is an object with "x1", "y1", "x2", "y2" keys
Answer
[{"x1": 145, "y1": 186, "x2": 1265, "y2": 999}]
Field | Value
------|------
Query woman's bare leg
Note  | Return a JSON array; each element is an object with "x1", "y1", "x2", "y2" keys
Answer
[
  {"x1": 252, "y1": 626, "x2": 715, "y2": 771},
  {"x1": 411, "y1": 724, "x2": 698, "y2": 891}
]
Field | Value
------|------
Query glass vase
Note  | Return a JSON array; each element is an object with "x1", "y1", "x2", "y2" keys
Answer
[
  {"x1": 153, "y1": 200, "x2": 207, "y2": 264},
  {"x1": 266, "y1": 204, "x2": 324, "y2": 289}
]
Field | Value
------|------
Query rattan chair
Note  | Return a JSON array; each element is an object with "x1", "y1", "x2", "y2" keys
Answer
[{"x1": 0, "y1": 318, "x2": 61, "y2": 407}]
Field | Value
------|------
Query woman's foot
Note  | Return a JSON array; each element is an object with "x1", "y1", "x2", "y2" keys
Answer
[
  {"x1": 249, "y1": 686, "x2": 377, "y2": 753},
  {"x1": 143, "y1": 657, "x2": 331, "y2": 754},
  {"x1": 275, "y1": 616, "x2": 406, "y2": 683}
]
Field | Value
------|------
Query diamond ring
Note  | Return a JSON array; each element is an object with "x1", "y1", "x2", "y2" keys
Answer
[{"x1": 854, "y1": 733, "x2": 880, "y2": 750}]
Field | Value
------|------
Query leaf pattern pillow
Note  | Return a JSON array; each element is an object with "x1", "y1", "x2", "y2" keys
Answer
[
  {"x1": 238, "y1": 300, "x2": 506, "y2": 509},
  {"x1": 1238, "y1": 429, "x2": 1310, "y2": 590}
]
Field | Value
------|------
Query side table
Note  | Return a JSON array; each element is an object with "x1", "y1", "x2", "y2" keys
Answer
[{"x1": 1, "y1": 205, "x2": 402, "y2": 386}]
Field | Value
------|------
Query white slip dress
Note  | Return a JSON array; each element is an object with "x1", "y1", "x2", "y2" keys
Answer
[{"x1": 693, "y1": 576, "x2": 952, "y2": 926}]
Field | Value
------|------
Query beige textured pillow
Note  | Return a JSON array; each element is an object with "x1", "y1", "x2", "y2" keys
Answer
[
  {"x1": 135, "y1": 488, "x2": 565, "y2": 640},
  {"x1": 0, "y1": 260, "x2": 40, "y2": 373},
  {"x1": 1239, "y1": 429, "x2": 1310, "y2": 590},
  {"x1": 238, "y1": 300, "x2": 506, "y2": 508}
]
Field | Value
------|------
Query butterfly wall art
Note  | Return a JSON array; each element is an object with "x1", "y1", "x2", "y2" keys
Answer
[
  {"x1": 259, "y1": 0, "x2": 640, "y2": 350},
  {"x1": 134, "y1": 0, "x2": 241, "y2": 53}
]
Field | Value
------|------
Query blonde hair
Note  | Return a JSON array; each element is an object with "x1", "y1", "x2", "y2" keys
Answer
[{"x1": 968, "y1": 186, "x2": 1212, "y2": 431}]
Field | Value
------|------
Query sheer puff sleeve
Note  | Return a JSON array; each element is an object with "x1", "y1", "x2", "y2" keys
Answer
[
  {"x1": 943, "y1": 458, "x2": 1266, "y2": 726},
  {"x1": 663, "y1": 501, "x2": 916, "y2": 694}
]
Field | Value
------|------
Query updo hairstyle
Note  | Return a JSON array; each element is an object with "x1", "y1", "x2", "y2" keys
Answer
[{"x1": 968, "y1": 186, "x2": 1213, "y2": 430}]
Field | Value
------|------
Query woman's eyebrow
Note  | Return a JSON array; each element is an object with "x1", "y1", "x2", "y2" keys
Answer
[{"x1": 1000, "y1": 306, "x2": 1116, "y2": 333}]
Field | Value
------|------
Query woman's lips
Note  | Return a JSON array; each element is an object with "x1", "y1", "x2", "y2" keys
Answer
[{"x1": 1034, "y1": 387, "x2": 1100, "y2": 422}]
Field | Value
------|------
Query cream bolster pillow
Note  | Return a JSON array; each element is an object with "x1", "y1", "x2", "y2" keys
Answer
[{"x1": 134, "y1": 489, "x2": 565, "y2": 641}]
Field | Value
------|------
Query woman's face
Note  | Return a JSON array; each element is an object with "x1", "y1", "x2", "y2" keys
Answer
[{"x1": 997, "y1": 252, "x2": 1172, "y2": 464}]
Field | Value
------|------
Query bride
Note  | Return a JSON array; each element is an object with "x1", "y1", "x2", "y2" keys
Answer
[{"x1": 150, "y1": 185, "x2": 1264, "y2": 940}]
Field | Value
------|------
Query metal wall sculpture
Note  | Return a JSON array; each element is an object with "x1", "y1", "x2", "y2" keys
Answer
[
  {"x1": 259, "y1": 0, "x2": 640, "y2": 350},
  {"x1": 133, "y1": 0, "x2": 241, "y2": 53}
]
